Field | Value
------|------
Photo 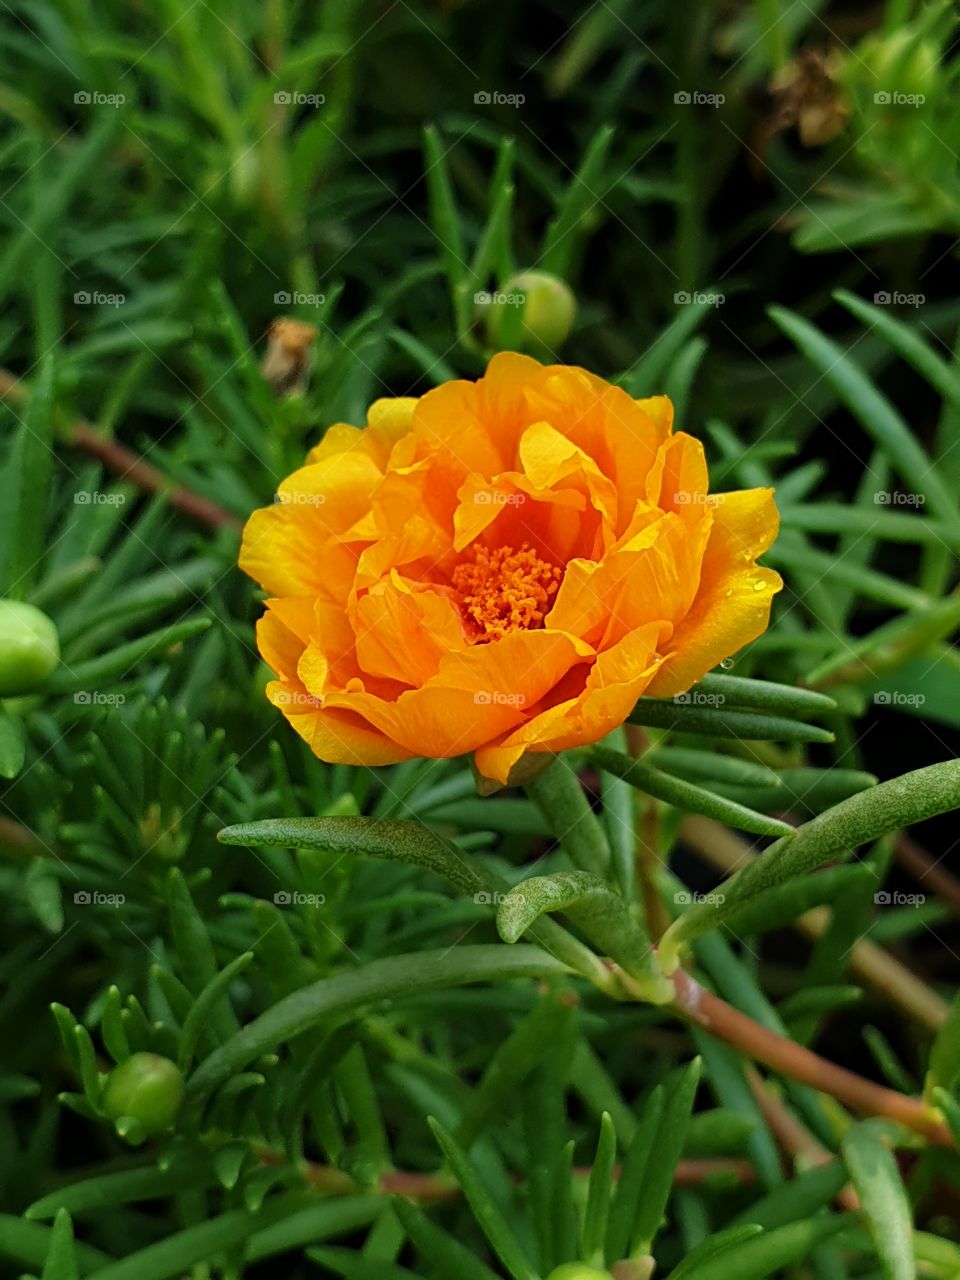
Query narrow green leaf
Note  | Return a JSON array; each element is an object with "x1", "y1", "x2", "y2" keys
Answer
[
  {"x1": 429, "y1": 1119, "x2": 540, "y2": 1280},
  {"x1": 525, "y1": 755, "x2": 611, "y2": 876},
  {"x1": 664, "y1": 1224, "x2": 763, "y2": 1279},
  {"x1": 40, "y1": 1208, "x2": 77, "y2": 1280},
  {"x1": 456, "y1": 990, "x2": 574, "y2": 1149},
  {"x1": 219, "y1": 815, "x2": 482, "y2": 894},
  {"x1": 660, "y1": 759, "x2": 960, "y2": 969},
  {"x1": 729, "y1": 1161, "x2": 849, "y2": 1231},
  {"x1": 0, "y1": 708, "x2": 26, "y2": 779},
  {"x1": 666, "y1": 1214, "x2": 848, "y2": 1279},
  {"x1": 100, "y1": 987, "x2": 130, "y2": 1064},
  {"x1": 633, "y1": 1058, "x2": 701, "y2": 1253},
  {"x1": 589, "y1": 745, "x2": 795, "y2": 837},
  {"x1": 391, "y1": 1198, "x2": 502, "y2": 1280},
  {"x1": 835, "y1": 289, "x2": 960, "y2": 415},
  {"x1": 423, "y1": 125, "x2": 469, "y2": 331},
  {"x1": 581, "y1": 1111, "x2": 616, "y2": 1264},
  {"x1": 496, "y1": 871, "x2": 669, "y2": 1001},
  {"x1": 177, "y1": 951, "x2": 253, "y2": 1071},
  {"x1": 3, "y1": 356, "x2": 55, "y2": 597},
  {"x1": 694, "y1": 673, "x2": 836, "y2": 716},
  {"x1": 540, "y1": 124, "x2": 614, "y2": 276},
  {"x1": 925, "y1": 988, "x2": 960, "y2": 1101},
  {"x1": 628, "y1": 699, "x2": 834, "y2": 744},
  {"x1": 770, "y1": 305, "x2": 960, "y2": 533},
  {"x1": 842, "y1": 1122, "x2": 914, "y2": 1280},
  {"x1": 652, "y1": 748, "x2": 780, "y2": 790},
  {"x1": 188, "y1": 946, "x2": 570, "y2": 1104},
  {"x1": 604, "y1": 1084, "x2": 663, "y2": 1263},
  {"x1": 72, "y1": 1025, "x2": 101, "y2": 1110},
  {"x1": 45, "y1": 617, "x2": 211, "y2": 693}
]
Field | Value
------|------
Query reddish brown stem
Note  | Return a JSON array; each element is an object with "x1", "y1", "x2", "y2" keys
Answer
[
  {"x1": 255, "y1": 1146, "x2": 756, "y2": 1201},
  {"x1": 671, "y1": 969, "x2": 950, "y2": 1144},
  {"x1": 68, "y1": 422, "x2": 242, "y2": 532},
  {"x1": 895, "y1": 832, "x2": 960, "y2": 917},
  {"x1": 0, "y1": 367, "x2": 241, "y2": 532},
  {"x1": 746, "y1": 1066, "x2": 860, "y2": 1211}
]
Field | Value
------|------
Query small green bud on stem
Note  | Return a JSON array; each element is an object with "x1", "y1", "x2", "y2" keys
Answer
[
  {"x1": 0, "y1": 600, "x2": 59, "y2": 696},
  {"x1": 102, "y1": 1052, "x2": 184, "y2": 1134},
  {"x1": 485, "y1": 269, "x2": 576, "y2": 357}
]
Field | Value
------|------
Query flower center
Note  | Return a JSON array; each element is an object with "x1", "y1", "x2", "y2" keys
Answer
[{"x1": 452, "y1": 543, "x2": 562, "y2": 641}]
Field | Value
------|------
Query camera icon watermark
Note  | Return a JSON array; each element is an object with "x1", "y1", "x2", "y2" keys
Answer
[
  {"x1": 273, "y1": 290, "x2": 325, "y2": 307},
  {"x1": 74, "y1": 290, "x2": 125, "y2": 308},
  {"x1": 274, "y1": 490, "x2": 326, "y2": 506},
  {"x1": 74, "y1": 90, "x2": 125, "y2": 107},
  {"x1": 474, "y1": 690, "x2": 525, "y2": 707},
  {"x1": 674, "y1": 290, "x2": 724, "y2": 308},
  {"x1": 73, "y1": 691, "x2": 126, "y2": 707},
  {"x1": 674, "y1": 90, "x2": 725, "y2": 107},
  {"x1": 74, "y1": 889, "x2": 125, "y2": 907},
  {"x1": 273, "y1": 890, "x2": 325, "y2": 906},
  {"x1": 874, "y1": 890, "x2": 925, "y2": 906},
  {"x1": 474, "y1": 290, "x2": 525, "y2": 307},
  {"x1": 674, "y1": 490, "x2": 720, "y2": 506},
  {"x1": 674, "y1": 890, "x2": 726, "y2": 906},
  {"x1": 74, "y1": 490, "x2": 126, "y2": 506},
  {"x1": 874, "y1": 490, "x2": 925, "y2": 506},
  {"x1": 873, "y1": 690, "x2": 926, "y2": 708},
  {"x1": 473, "y1": 90, "x2": 525, "y2": 107},
  {"x1": 874, "y1": 90, "x2": 925, "y2": 107},
  {"x1": 673, "y1": 689, "x2": 725, "y2": 707},
  {"x1": 473, "y1": 489, "x2": 526, "y2": 506},
  {"x1": 273, "y1": 90, "x2": 325, "y2": 107},
  {"x1": 473, "y1": 891, "x2": 509, "y2": 905},
  {"x1": 873, "y1": 290, "x2": 924, "y2": 308}
]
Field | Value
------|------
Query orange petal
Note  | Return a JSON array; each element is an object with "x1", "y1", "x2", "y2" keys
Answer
[
  {"x1": 322, "y1": 627, "x2": 592, "y2": 759},
  {"x1": 475, "y1": 622, "x2": 666, "y2": 784},
  {"x1": 645, "y1": 488, "x2": 782, "y2": 696},
  {"x1": 268, "y1": 683, "x2": 413, "y2": 767},
  {"x1": 353, "y1": 571, "x2": 467, "y2": 686}
]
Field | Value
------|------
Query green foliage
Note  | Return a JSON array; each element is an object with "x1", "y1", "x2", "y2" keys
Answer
[{"x1": 2, "y1": 0, "x2": 960, "y2": 1276}]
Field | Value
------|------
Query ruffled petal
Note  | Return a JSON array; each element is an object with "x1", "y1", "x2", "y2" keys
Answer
[{"x1": 645, "y1": 488, "x2": 782, "y2": 696}]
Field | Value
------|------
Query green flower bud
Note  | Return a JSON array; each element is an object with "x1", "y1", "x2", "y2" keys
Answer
[
  {"x1": 0, "y1": 600, "x2": 60, "y2": 697},
  {"x1": 102, "y1": 1053, "x2": 184, "y2": 1134},
  {"x1": 485, "y1": 270, "x2": 576, "y2": 356},
  {"x1": 546, "y1": 1266, "x2": 612, "y2": 1280},
  {"x1": 852, "y1": 28, "x2": 939, "y2": 103}
]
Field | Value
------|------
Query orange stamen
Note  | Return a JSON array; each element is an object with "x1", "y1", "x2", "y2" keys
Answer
[{"x1": 452, "y1": 543, "x2": 562, "y2": 641}]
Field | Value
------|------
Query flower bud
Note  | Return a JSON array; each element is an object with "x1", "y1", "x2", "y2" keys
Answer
[
  {"x1": 101, "y1": 1052, "x2": 184, "y2": 1134},
  {"x1": 0, "y1": 600, "x2": 60, "y2": 697},
  {"x1": 845, "y1": 26, "x2": 939, "y2": 115},
  {"x1": 486, "y1": 270, "x2": 576, "y2": 356}
]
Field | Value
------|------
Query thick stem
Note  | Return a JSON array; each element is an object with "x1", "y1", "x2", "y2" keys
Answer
[{"x1": 671, "y1": 968, "x2": 950, "y2": 1144}]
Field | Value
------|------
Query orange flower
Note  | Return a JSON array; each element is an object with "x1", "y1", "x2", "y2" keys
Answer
[{"x1": 240, "y1": 354, "x2": 782, "y2": 785}]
